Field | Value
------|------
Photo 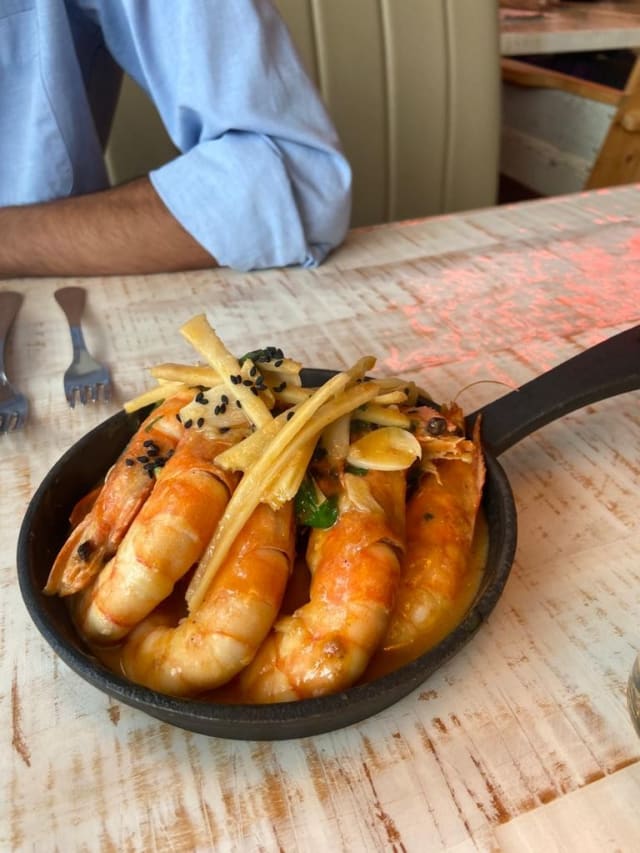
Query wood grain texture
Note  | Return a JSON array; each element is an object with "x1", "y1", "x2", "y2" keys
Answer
[
  {"x1": 2, "y1": 185, "x2": 640, "y2": 851},
  {"x1": 500, "y1": 1, "x2": 640, "y2": 56}
]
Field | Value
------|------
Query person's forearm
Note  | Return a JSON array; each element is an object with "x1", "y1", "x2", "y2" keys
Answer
[{"x1": 0, "y1": 177, "x2": 216, "y2": 277}]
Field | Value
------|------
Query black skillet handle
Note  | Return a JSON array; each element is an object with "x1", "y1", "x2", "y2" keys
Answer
[{"x1": 466, "y1": 324, "x2": 640, "y2": 457}]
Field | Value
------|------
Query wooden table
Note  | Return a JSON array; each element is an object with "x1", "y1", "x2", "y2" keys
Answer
[
  {"x1": 500, "y1": 1, "x2": 640, "y2": 56},
  {"x1": 3, "y1": 186, "x2": 640, "y2": 851},
  {"x1": 500, "y1": 1, "x2": 640, "y2": 196}
]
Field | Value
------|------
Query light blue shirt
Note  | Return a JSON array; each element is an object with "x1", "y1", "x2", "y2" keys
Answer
[{"x1": 0, "y1": 0, "x2": 352, "y2": 270}]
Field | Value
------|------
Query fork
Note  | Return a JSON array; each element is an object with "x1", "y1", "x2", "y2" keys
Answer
[
  {"x1": 55, "y1": 287, "x2": 113, "y2": 407},
  {"x1": 0, "y1": 291, "x2": 29, "y2": 434}
]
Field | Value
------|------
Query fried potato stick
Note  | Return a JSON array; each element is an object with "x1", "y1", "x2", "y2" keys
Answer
[{"x1": 186, "y1": 378, "x2": 380, "y2": 612}]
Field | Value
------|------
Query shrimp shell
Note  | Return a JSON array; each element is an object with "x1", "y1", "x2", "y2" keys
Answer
[
  {"x1": 234, "y1": 469, "x2": 406, "y2": 703},
  {"x1": 44, "y1": 391, "x2": 191, "y2": 596},
  {"x1": 119, "y1": 501, "x2": 296, "y2": 697},
  {"x1": 73, "y1": 427, "x2": 240, "y2": 645},
  {"x1": 378, "y1": 419, "x2": 485, "y2": 655}
]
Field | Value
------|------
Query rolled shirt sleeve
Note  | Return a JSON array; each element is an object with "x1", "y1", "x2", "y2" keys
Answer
[{"x1": 84, "y1": 0, "x2": 352, "y2": 270}]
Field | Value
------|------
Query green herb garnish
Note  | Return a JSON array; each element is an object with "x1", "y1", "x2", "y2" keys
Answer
[
  {"x1": 295, "y1": 475, "x2": 338, "y2": 529},
  {"x1": 344, "y1": 464, "x2": 368, "y2": 477}
]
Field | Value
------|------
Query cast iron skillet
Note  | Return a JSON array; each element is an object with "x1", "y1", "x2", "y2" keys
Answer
[{"x1": 16, "y1": 325, "x2": 640, "y2": 740}]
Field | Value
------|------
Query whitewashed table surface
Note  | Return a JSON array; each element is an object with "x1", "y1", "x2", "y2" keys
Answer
[
  {"x1": 3, "y1": 185, "x2": 640, "y2": 852},
  {"x1": 500, "y1": 1, "x2": 640, "y2": 56}
]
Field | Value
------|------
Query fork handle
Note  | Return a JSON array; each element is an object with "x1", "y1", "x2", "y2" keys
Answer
[
  {"x1": 0, "y1": 291, "x2": 23, "y2": 376},
  {"x1": 55, "y1": 287, "x2": 86, "y2": 327},
  {"x1": 0, "y1": 291, "x2": 23, "y2": 343}
]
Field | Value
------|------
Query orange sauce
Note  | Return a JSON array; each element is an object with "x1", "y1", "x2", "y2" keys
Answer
[
  {"x1": 361, "y1": 509, "x2": 489, "y2": 682},
  {"x1": 81, "y1": 512, "x2": 489, "y2": 698}
]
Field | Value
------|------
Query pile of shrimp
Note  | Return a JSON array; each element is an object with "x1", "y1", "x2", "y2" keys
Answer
[{"x1": 45, "y1": 314, "x2": 485, "y2": 703}]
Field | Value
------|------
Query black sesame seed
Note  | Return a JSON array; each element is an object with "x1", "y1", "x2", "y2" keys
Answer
[
  {"x1": 136, "y1": 455, "x2": 149, "y2": 463},
  {"x1": 176, "y1": 413, "x2": 182, "y2": 422},
  {"x1": 77, "y1": 541, "x2": 94, "y2": 561},
  {"x1": 250, "y1": 387, "x2": 259, "y2": 395},
  {"x1": 249, "y1": 366, "x2": 257, "y2": 377},
  {"x1": 184, "y1": 419, "x2": 193, "y2": 429},
  {"x1": 236, "y1": 400, "x2": 242, "y2": 408},
  {"x1": 287, "y1": 411, "x2": 294, "y2": 420},
  {"x1": 243, "y1": 379, "x2": 253, "y2": 387},
  {"x1": 197, "y1": 417, "x2": 205, "y2": 427},
  {"x1": 125, "y1": 458, "x2": 135, "y2": 467},
  {"x1": 221, "y1": 395, "x2": 229, "y2": 404}
]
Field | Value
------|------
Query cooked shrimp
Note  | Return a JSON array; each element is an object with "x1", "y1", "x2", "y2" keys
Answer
[
  {"x1": 45, "y1": 391, "x2": 192, "y2": 596},
  {"x1": 374, "y1": 418, "x2": 485, "y2": 661},
  {"x1": 73, "y1": 427, "x2": 241, "y2": 645},
  {"x1": 119, "y1": 501, "x2": 295, "y2": 696},
  {"x1": 234, "y1": 469, "x2": 406, "y2": 703}
]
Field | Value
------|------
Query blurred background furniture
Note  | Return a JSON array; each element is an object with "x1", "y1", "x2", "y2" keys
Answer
[
  {"x1": 499, "y1": 1, "x2": 640, "y2": 197},
  {"x1": 104, "y1": 0, "x2": 502, "y2": 228}
]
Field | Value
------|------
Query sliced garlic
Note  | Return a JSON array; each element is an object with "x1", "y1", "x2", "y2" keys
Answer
[
  {"x1": 355, "y1": 403, "x2": 411, "y2": 429},
  {"x1": 346, "y1": 426, "x2": 421, "y2": 471},
  {"x1": 321, "y1": 413, "x2": 351, "y2": 464},
  {"x1": 342, "y1": 472, "x2": 384, "y2": 515}
]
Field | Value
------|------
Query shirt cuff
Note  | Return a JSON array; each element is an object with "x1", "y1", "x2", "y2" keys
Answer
[{"x1": 150, "y1": 131, "x2": 348, "y2": 271}]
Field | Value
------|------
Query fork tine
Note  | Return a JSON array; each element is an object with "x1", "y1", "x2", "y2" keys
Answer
[
  {"x1": 0, "y1": 291, "x2": 29, "y2": 432},
  {"x1": 0, "y1": 410, "x2": 24, "y2": 434},
  {"x1": 55, "y1": 287, "x2": 113, "y2": 409}
]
